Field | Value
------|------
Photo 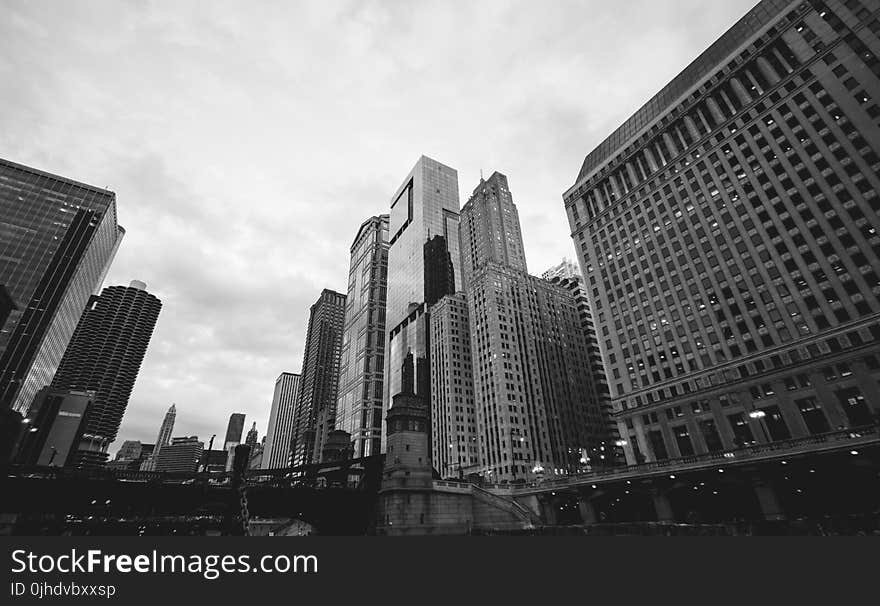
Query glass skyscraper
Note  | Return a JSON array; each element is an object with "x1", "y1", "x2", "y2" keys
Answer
[
  {"x1": 563, "y1": 0, "x2": 880, "y2": 465},
  {"x1": 384, "y1": 156, "x2": 462, "y2": 456},
  {"x1": 336, "y1": 215, "x2": 389, "y2": 458},
  {"x1": 0, "y1": 158, "x2": 123, "y2": 414}
]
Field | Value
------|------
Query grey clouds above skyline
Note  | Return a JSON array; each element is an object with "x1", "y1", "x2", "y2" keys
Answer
[{"x1": 0, "y1": 0, "x2": 756, "y2": 452}]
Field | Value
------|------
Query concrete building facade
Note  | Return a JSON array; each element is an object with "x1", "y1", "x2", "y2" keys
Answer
[
  {"x1": 429, "y1": 293, "x2": 477, "y2": 479},
  {"x1": 562, "y1": 0, "x2": 880, "y2": 465},
  {"x1": 292, "y1": 289, "x2": 346, "y2": 466}
]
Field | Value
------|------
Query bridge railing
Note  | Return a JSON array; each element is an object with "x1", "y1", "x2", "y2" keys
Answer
[{"x1": 480, "y1": 424, "x2": 879, "y2": 492}]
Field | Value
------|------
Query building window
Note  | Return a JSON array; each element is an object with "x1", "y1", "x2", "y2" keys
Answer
[
  {"x1": 673, "y1": 425, "x2": 695, "y2": 457},
  {"x1": 699, "y1": 418, "x2": 724, "y2": 453},
  {"x1": 648, "y1": 430, "x2": 668, "y2": 461},
  {"x1": 795, "y1": 397, "x2": 830, "y2": 435},
  {"x1": 727, "y1": 413, "x2": 755, "y2": 447},
  {"x1": 760, "y1": 405, "x2": 791, "y2": 441},
  {"x1": 835, "y1": 387, "x2": 874, "y2": 427}
]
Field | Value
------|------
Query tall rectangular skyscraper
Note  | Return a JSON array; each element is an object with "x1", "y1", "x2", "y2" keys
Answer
[
  {"x1": 429, "y1": 293, "x2": 477, "y2": 479},
  {"x1": 563, "y1": 0, "x2": 880, "y2": 465},
  {"x1": 224, "y1": 413, "x2": 246, "y2": 449},
  {"x1": 456, "y1": 173, "x2": 615, "y2": 481},
  {"x1": 336, "y1": 215, "x2": 389, "y2": 458},
  {"x1": 51, "y1": 280, "x2": 162, "y2": 467},
  {"x1": 262, "y1": 372, "x2": 300, "y2": 469},
  {"x1": 384, "y1": 157, "x2": 461, "y2": 455},
  {"x1": 291, "y1": 289, "x2": 346, "y2": 466},
  {"x1": 0, "y1": 158, "x2": 123, "y2": 413}
]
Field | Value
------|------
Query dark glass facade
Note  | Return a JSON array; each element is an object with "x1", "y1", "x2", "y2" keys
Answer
[
  {"x1": 224, "y1": 413, "x2": 246, "y2": 447},
  {"x1": 563, "y1": 0, "x2": 880, "y2": 465},
  {"x1": 0, "y1": 158, "x2": 122, "y2": 413},
  {"x1": 423, "y1": 235, "x2": 456, "y2": 308}
]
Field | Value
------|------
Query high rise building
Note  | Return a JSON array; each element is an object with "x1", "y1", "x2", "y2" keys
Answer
[
  {"x1": 0, "y1": 158, "x2": 124, "y2": 413},
  {"x1": 15, "y1": 388, "x2": 94, "y2": 466},
  {"x1": 562, "y1": 0, "x2": 880, "y2": 465},
  {"x1": 50, "y1": 280, "x2": 162, "y2": 467},
  {"x1": 456, "y1": 173, "x2": 614, "y2": 481},
  {"x1": 114, "y1": 440, "x2": 145, "y2": 462},
  {"x1": 291, "y1": 289, "x2": 346, "y2": 466},
  {"x1": 543, "y1": 261, "x2": 621, "y2": 464},
  {"x1": 336, "y1": 215, "x2": 389, "y2": 459},
  {"x1": 459, "y1": 172, "x2": 528, "y2": 290},
  {"x1": 154, "y1": 404, "x2": 176, "y2": 452},
  {"x1": 429, "y1": 293, "x2": 477, "y2": 479},
  {"x1": 541, "y1": 258, "x2": 581, "y2": 283},
  {"x1": 245, "y1": 422, "x2": 258, "y2": 449},
  {"x1": 262, "y1": 372, "x2": 300, "y2": 469},
  {"x1": 384, "y1": 156, "x2": 462, "y2": 457},
  {"x1": 142, "y1": 404, "x2": 176, "y2": 471},
  {"x1": 224, "y1": 413, "x2": 246, "y2": 450},
  {"x1": 155, "y1": 436, "x2": 203, "y2": 474}
]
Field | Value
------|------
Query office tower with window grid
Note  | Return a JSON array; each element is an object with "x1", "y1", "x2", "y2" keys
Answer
[
  {"x1": 0, "y1": 158, "x2": 123, "y2": 414},
  {"x1": 457, "y1": 173, "x2": 614, "y2": 482},
  {"x1": 154, "y1": 436, "x2": 203, "y2": 474},
  {"x1": 262, "y1": 372, "x2": 300, "y2": 469},
  {"x1": 563, "y1": 0, "x2": 880, "y2": 466},
  {"x1": 336, "y1": 215, "x2": 389, "y2": 459},
  {"x1": 291, "y1": 289, "x2": 346, "y2": 466},
  {"x1": 51, "y1": 280, "x2": 162, "y2": 467},
  {"x1": 429, "y1": 293, "x2": 477, "y2": 479},
  {"x1": 543, "y1": 260, "x2": 622, "y2": 464}
]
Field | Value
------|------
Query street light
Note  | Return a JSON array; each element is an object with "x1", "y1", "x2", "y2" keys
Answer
[{"x1": 749, "y1": 408, "x2": 771, "y2": 442}]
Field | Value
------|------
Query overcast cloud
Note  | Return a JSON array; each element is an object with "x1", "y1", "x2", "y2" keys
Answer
[{"x1": 0, "y1": 0, "x2": 756, "y2": 453}]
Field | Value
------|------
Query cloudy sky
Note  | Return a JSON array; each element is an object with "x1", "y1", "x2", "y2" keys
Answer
[{"x1": 1, "y1": 0, "x2": 755, "y2": 453}]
